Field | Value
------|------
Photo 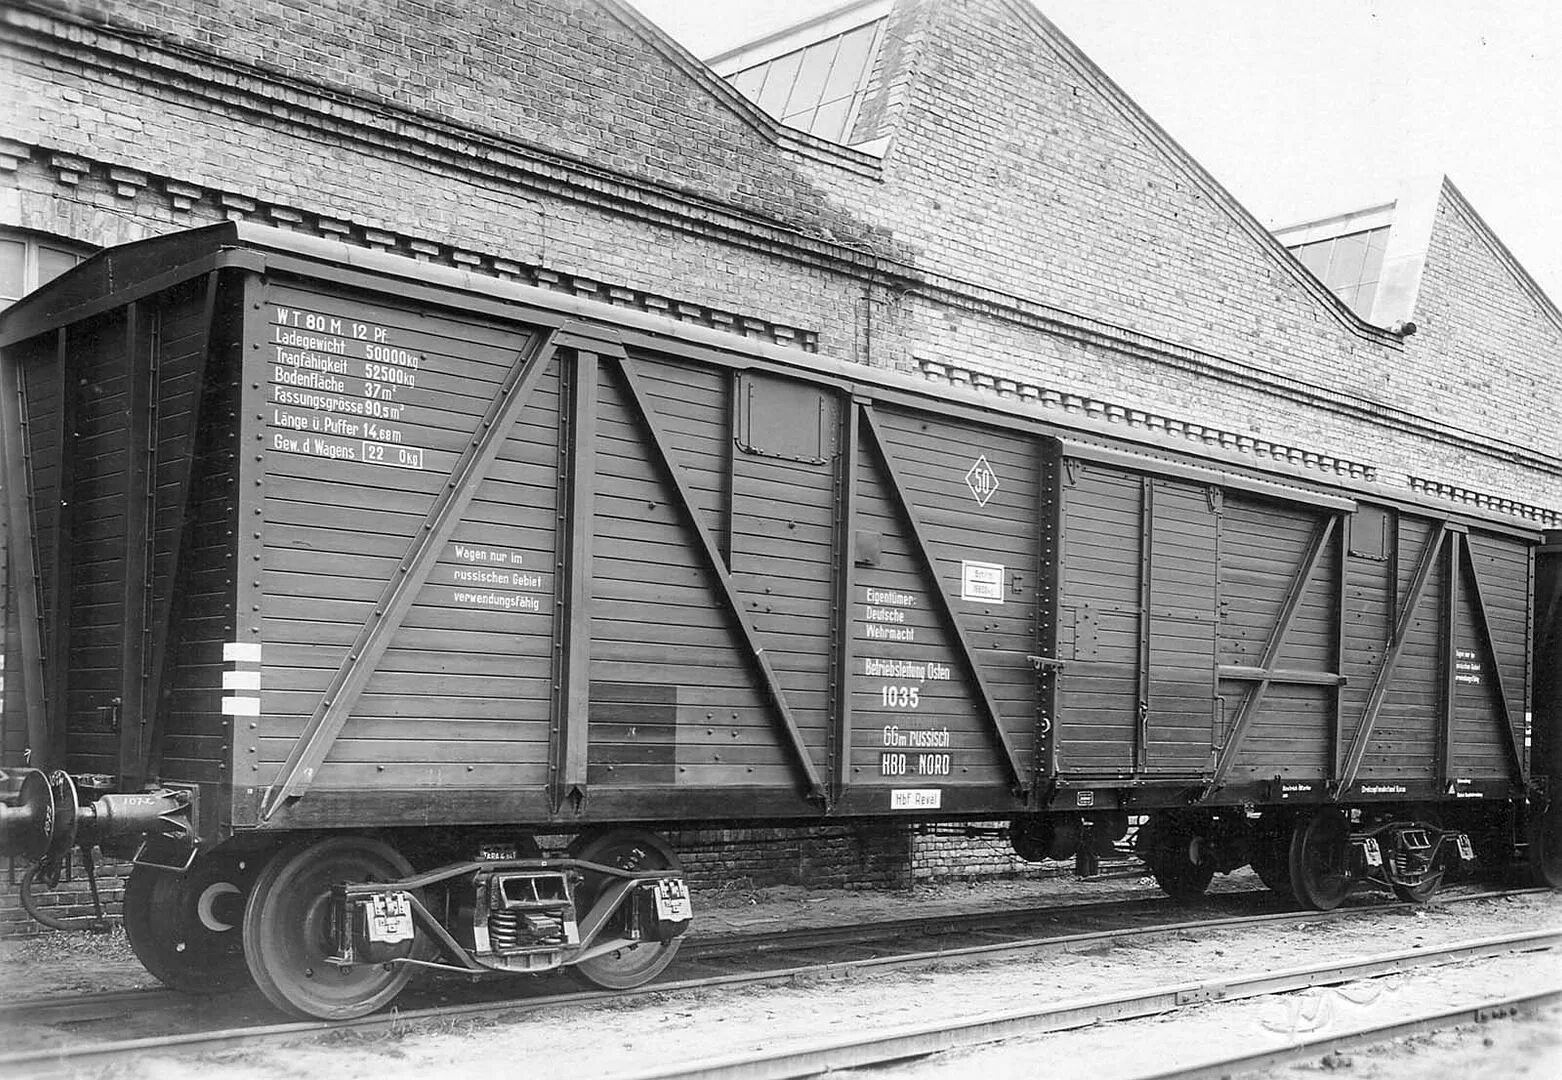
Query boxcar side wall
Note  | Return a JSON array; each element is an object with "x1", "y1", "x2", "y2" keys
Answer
[
  {"x1": 184, "y1": 260, "x2": 1535, "y2": 837},
  {"x1": 235, "y1": 269, "x2": 1053, "y2": 831}
]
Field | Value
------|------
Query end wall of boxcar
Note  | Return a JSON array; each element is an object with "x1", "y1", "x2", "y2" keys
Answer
[{"x1": 0, "y1": 269, "x2": 242, "y2": 812}]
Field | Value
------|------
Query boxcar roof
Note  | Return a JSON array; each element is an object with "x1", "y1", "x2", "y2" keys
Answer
[{"x1": 0, "y1": 222, "x2": 1541, "y2": 541}]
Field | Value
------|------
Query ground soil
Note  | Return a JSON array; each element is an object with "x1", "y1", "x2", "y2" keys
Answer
[{"x1": 2, "y1": 870, "x2": 1559, "y2": 1079}]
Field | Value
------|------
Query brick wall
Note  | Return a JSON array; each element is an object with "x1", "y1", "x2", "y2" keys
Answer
[
  {"x1": 0, "y1": 854, "x2": 128, "y2": 938},
  {"x1": 7, "y1": 0, "x2": 888, "y2": 248},
  {"x1": 5, "y1": 0, "x2": 1557, "y2": 503},
  {"x1": 668, "y1": 824, "x2": 915, "y2": 891},
  {"x1": 1401, "y1": 187, "x2": 1562, "y2": 467},
  {"x1": 909, "y1": 825, "x2": 1037, "y2": 883}
]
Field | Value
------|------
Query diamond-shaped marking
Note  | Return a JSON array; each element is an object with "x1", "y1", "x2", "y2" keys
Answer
[{"x1": 965, "y1": 455, "x2": 999, "y2": 507}]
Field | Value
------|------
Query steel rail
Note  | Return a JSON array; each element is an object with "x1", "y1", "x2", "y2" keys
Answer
[
  {"x1": 0, "y1": 887, "x2": 1548, "y2": 1068},
  {"x1": 0, "y1": 985, "x2": 184, "y2": 1025},
  {"x1": 1137, "y1": 990, "x2": 1562, "y2": 1080},
  {"x1": 0, "y1": 881, "x2": 1490, "y2": 1022},
  {"x1": 597, "y1": 930, "x2": 1562, "y2": 1080}
]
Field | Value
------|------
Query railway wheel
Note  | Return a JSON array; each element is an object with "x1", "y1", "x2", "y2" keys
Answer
[
  {"x1": 1390, "y1": 811, "x2": 1445, "y2": 903},
  {"x1": 1288, "y1": 810, "x2": 1353, "y2": 911},
  {"x1": 123, "y1": 848, "x2": 267, "y2": 994},
  {"x1": 242, "y1": 835, "x2": 415, "y2": 1020},
  {"x1": 1391, "y1": 874, "x2": 1442, "y2": 903},
  {"x1": 1141, "y1": 819, "x2": 1215, "y2": 901},
  {"x1": 1531, "y1": 806, "x2": 1562, "y2": 890},
  {"x1": 1248, "y1": 822, "x2": 1295, "y2": 902},
  {"x1": 567, "y1": 828, "x2": 685, "y2": 990}
]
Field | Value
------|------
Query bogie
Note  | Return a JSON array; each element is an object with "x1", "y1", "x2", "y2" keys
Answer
[{"x1": 230, "y1": 827, "x2": 692, "y2": 1019}]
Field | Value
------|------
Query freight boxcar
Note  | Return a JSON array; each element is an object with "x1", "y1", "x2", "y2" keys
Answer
[{"x1": 1, "y1": 224, "x2": 1555, "y2": 1018}]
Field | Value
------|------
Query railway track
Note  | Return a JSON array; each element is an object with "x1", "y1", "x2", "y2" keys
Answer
[
  {"x1": 0, "y1": 885, "x2": 1545, "y2": 1072},
  {"x1": 0, "y1": 883, "x2": 1265, "y2": 1027},
  {"x1": 598, "y1": 930, "x2": 1562, "y2": 1080}
]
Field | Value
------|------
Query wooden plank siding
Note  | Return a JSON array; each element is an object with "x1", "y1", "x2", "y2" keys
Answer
[
  {"x1": 1055, "y1": 462, "x2": 1142, "y2": 775},
  {"x1": 253, "y1": 283, "x2": 562, "y2": 797},
  {"x1": 585, "y1": 356, "x2": 792, "y2": 794},
  {"x1": 1214, "y1": 495, "x2": 1340, "y2": 786},
  {"x1": 1144, "y1": 480, "x2": 1219, "y2": 775},
  {"x1": 851, "y1": 405, "x2": 1040, "y2": 798},
  {"x1": 143, "y1": 275, "x2": 241, "y2": 789}
]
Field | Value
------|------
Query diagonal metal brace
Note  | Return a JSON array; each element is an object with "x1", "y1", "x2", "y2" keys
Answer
[
  {"x1": 1335, "y1": 522, "x2": 1448, "y2": 796},
  {"x1": 611, "y1": 354, "x2": 826, "y2": 803},
  {"x1": 860, "y1": 407, "x2": 1028, "y2": 792},
  {"x1": 261, "y1": 327, "x2": 561, "y2": 819},
  {"x1": 1207, "y1": 515, "x2": 1338, "y2": 792},
  {"x1": 1459, "y1": 539, "x2": 1528, "y2": 785}
]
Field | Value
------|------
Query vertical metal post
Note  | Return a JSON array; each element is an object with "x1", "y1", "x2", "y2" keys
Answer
[
  {"x1": 1332, "y1": 513, "x2": 1353, "y2": 781},
  {"x1": 1438, "y1": 531, "x2": 1462, "y2": 785},
  {"x1": 0, "y1": 338, "x2": 49, "y2": 766},
  {"x1": 829, "y1": 397, "x2": 862, "y2": 799},
  {"x1": 555, "y1": 350, "x2": 597, "y2": 809},
  {"x1": 0, "y1": 470, "x2": 8, "y2": 731},
  {"x1": 1033, "y1": 441, "x2": 1063, "y2": 799},
  {"x1": 46, "y1": 329, "x2": 77, "y2": 769},
  {"x1": 722, "y1": 371, "x2": 740, "y2": 565},
  {"x1": 1135, "y1": 476, "x2": 1154, "y2": 773},
  {"x1": 119, "y1": 302, "x2": 154, "y2": 787}
]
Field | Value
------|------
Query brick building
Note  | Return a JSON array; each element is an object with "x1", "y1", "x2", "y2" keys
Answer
[{"x1": 2, "y1": 0, "x2": 1558, "y2": 930}]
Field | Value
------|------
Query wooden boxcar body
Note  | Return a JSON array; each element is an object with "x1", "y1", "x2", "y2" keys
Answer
[{"x1": 0, "y1": 224, "x2": 1553, "y2": 1017}]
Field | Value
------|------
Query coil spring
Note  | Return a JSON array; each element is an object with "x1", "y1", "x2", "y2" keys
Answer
[
  {"x1": 488, "y1": 910, "x2": 564, "y2": 952},
  {"x1": 1390, "y1": 847, "x2": 1430, "y2": 881},
  {"x1": 489, "y1": 911, "x2": 523, "y2": 952}
]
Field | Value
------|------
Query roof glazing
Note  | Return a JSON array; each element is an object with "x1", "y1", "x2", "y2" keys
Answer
[{"x1": 712, "y1": 1, "x2": 889, "y2": 145}]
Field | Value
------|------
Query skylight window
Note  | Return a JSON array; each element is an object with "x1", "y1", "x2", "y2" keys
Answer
[
  {"x1": 1287, "y1": 226, "x2": 1390, "y2": 319},
  {"x1": 712, "y1": 2, "x2": 889, "y2": 146}
]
